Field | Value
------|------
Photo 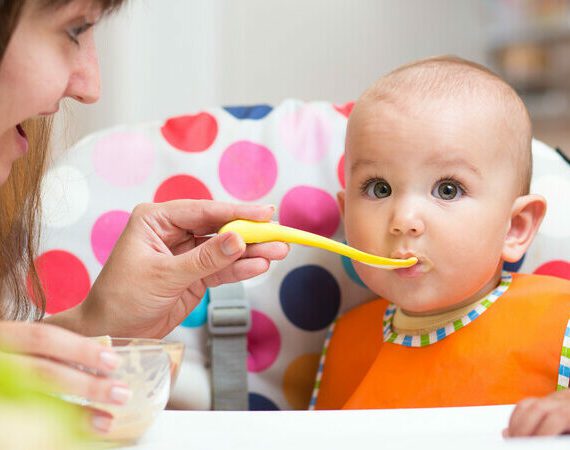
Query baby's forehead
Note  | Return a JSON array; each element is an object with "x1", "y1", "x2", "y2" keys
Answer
[{"x1": 346, "y1": 59, "x2": 533, "y2": 195}]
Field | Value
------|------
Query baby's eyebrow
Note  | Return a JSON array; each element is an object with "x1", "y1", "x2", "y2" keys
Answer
[
  {"x1": 350, "y1": 159, "x2": 378, "y2": 172},
  {"x1": 426, "y1": 156, "x2": 482, "y2": 177}
]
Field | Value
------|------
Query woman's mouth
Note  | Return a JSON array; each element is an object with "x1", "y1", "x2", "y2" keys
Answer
[{"x1": 15, "y1": 124, "x2": 29, "y2": 154}]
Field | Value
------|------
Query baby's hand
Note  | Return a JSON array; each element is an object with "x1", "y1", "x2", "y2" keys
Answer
[{"x1": 504, "y1": 390, "x2": 570, "y2": 437}]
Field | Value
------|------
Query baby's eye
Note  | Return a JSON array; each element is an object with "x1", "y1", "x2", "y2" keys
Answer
[
  {"x1": 364, "y1": 179, "x2": 392, "y2": 199},
  {"x1": 432, "y1": 180, "x2": 464, "y2": 200}
]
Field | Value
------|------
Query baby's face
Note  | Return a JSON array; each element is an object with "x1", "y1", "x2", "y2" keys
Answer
[{"x1": 342, "y1": 98, "x2": 519, "y2": 313}]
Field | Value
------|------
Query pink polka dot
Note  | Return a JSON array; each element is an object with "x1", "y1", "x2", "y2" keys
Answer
[
  {"x1": 333, "y1": 101, "x2": 354, "y2": 118},
  {"x1": 219, "y1": 141, "x2": 277, "y2": 201},
  {"x1": 247, "y1": 310, "x2": 281, "y2": 373},
  {"x1": 279, "y1": 186, "x2": 340, "y2": 238},
  {"x1": 161, "y1": 113, "x2": 218, "y2": 152},
  {"x1": 28, "y1": 250, "x2": 90, "y2": 314},
  {"x1": 534, "y1": 260, "x2": 570, "y2": 280},
  {"x1": 93, "y1": 132, "x2": 155, "y2": 187},
  {"x1": 278, "y1": 105, "x2": 332, "y2": 163},
  {"x1": 91, "y1": 210, "x2": 130, "y2": 265},
  {"x1": 337, "y1": 154, "x2": 345, "y2": 188},
  {"x1": 154, "y1": 175, "x2": 213, "y2": 203}
]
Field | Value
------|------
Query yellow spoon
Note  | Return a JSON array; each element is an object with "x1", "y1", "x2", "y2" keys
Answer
[{"x1": 219, "y1": 219, "x2": 417, "y2": 269}]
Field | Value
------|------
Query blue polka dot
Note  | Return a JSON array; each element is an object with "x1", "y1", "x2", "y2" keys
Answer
[
  {"x1": 181, "y1": 290, "x2": 209, "y2": 328},
  {"x1": 280, "y1": 265, "x2": 340, "y2": 331},
  {"x1": 249, "y1": 392, "x2": 279, "y2": 411},
  {"x1": 341, "y1": 254, "x2": 366, "y2": 287},
  {"x1": 223, "y1": 104, "x2": 273, "y2": 120},
  {"x1": 503, "y1": 254, "x2": 525, "y2": 272}
]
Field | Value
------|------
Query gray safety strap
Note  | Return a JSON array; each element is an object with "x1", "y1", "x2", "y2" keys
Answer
[{"x1": 207, "y1": 282, "x2": 250, "y2": 410}]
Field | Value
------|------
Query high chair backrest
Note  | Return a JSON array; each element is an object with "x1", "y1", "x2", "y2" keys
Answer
[{"x1": 38, "y1": 100, "x2": 570, "y2": 410}]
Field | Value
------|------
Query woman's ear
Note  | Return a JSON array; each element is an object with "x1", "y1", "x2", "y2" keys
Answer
[
  {"x1": 337, "y1": 190, "x2": 346, "y2": 219},
  {"x1": 502, "y1": 194, "x2": 547, "y2": 262}
]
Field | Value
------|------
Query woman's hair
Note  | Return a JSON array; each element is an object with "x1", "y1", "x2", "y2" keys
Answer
[{"x1": 0, "y1": 0, "x2": 126, "y2": 320}]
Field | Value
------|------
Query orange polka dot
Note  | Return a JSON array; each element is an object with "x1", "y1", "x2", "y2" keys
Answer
[{"x1": 282, "y1": 353, "x2": 320, "y2": 410}]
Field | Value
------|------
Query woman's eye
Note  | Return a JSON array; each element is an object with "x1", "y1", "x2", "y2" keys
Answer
[
  {"x1": 432, "y1": 180, "x2": 464, "y2": 200},
  {"x1": 364, "y1": 180, "x2": 392, "y2": 199},
  {"x1": 66, "y1": 22, "x2": 93, "y2": 45}
]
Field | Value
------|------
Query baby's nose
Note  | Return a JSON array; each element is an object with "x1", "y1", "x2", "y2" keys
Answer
[{"x1": 389, "y1": 210, "x2": 425, "y2": 236}]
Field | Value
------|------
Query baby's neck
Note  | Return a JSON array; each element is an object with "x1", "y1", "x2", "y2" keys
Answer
[{"x1": 393, "y1": 270, "x2": 503, "y2": 336}]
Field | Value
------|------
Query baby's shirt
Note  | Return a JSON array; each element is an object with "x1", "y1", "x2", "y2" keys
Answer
[{"x1": 311, "y1": 272, "x2": 570, "y2": 410}]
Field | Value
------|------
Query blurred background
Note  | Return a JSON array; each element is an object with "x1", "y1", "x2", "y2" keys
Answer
[{"x1": 60, "y1": 0, "x2": 570, "y2": 156}]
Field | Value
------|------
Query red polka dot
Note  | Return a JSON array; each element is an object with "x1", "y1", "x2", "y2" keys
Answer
[
  {"x1": 333, "y1": 101, "x2": 354, "y2": 118},
  {"x1": 161, "y1": 113, "x2": 218, "y2": 152},
  {"x1": 279, "y1": 186, "x2": 340, "y2": 238},
  {"x1": 154, "y1": 175, "x2": 213, "y2": 203},
  {"x1": 533, "y1": 260, "x2": 570, "y2": 280},
  {"x1": 337, "y1": 154, "x2": 345, "y2": 188},
  {"x1": 29, "y1": 250, "x2": 90, "y2": 314}
]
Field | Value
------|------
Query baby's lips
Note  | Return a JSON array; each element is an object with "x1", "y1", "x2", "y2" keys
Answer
[{"x1": 392, "y1": 252, "x2": 433, "y2": 272}]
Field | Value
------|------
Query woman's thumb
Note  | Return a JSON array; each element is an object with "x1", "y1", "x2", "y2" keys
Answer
[{"x1": 177, "y1": 232, "x2": 245, "y2": 281}]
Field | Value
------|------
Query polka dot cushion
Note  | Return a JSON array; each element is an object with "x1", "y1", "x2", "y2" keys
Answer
[{"x1": 38, "y1": 99, "x2": 569, "y2": 410}]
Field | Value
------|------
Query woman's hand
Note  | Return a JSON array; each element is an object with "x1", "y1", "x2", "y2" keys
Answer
[
  {"x1": 66, "y1": 200, "x2": 288, "y2": 338},
  {"x1": 0, "y1": 321, "x2": 129, "y2": 433},
  {"x1": 504, "y1": 390, "x2": 570, "y2": 437}
]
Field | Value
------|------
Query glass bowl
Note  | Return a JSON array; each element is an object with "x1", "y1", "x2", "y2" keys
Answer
[
  {"x1": 66, "y1": 337, "x2": 184, "y2": 443},
  {"x1": 111, "y1": 338, "x2": 185, "y2": 386}
]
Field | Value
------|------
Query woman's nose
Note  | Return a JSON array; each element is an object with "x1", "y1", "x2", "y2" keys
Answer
[
  {"x1": 389, "y1": 202, "x2": 425, "y2": 237},
  {"x1": 65, "y1": 35, "x2": 100, "y2": 104}
]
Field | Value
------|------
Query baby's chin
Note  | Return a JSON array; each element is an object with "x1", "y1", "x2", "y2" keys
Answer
[{"x1": 372, "y1": 285, "x2": 458, "y2": 314}]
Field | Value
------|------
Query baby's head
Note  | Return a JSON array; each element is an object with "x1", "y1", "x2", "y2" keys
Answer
[{"x1": 339, "y1": 56, "x2": 546, "y2": 313}]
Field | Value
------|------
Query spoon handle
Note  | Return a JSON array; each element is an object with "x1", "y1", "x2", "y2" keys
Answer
[{"x1": 219, "y1": 220, "x2": 416, "y2": 269}]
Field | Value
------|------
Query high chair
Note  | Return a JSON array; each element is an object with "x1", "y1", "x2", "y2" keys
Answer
[{"x1": 38, "y1": 100, "x2": 570, "y2": 410}]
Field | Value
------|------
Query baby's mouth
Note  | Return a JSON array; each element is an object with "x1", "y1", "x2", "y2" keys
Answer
[{"x1": 392, "y1": 253, "x2": 433, "y2": 275}]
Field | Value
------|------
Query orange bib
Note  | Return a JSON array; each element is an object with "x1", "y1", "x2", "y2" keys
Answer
[{"x1": 314, "y1": 273, "x2": 570, "y2": 410}]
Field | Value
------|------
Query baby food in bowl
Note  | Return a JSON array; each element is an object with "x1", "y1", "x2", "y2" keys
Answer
[{"x1": 72, "y1": 337, "x2": 184, "y2": 443}]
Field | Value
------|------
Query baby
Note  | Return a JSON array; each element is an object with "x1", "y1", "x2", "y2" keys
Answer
[{"x1": 312, "y1": 56, "x2": 570, "y2": 437}]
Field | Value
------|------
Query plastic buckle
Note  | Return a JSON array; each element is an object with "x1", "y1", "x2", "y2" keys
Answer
[{"x1": 207, "y1": 299, "x2": 251, "y2": 336}]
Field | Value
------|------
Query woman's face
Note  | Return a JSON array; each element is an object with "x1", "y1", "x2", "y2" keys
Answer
[{"x1": 0, "y1": 0, "x2": 102, "y2": 184}]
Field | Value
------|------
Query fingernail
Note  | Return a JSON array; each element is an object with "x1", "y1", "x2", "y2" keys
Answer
[
  {"x1": 221, "y1": 232, "x2": 243, "y2": 256},
  {"x1": 92, "y1": 415, "x2": 112, "y2": 433},
  {"x1": 110, "y1": 385, "x2": 132, "y2": 404},
  {"x1": 100, "y1": 351, "x2": 120, "y2": 370}
]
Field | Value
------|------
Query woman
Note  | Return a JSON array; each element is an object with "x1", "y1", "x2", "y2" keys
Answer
[{"x1": 0, "y1": 0, "x2": 288, "y2": 432}]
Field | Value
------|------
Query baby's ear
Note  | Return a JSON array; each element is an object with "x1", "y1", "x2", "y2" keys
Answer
[
  {"x1": 337, "y1": 191, "x2": 346, "y2": 219},
  {"x1": 502, "y1": 194, "x2": 547, "y2": 262}
]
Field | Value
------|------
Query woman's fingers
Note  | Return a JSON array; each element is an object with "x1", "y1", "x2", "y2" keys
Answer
[
  {"x1": 136, "y1": 200, "x2": 275, "y2": 238},
  {"x1": 202, "y1": 257, "x2": 273, "y2": 288},
  {"x1": 241, "y1": 241, "x2": 289, "y2": 260},
  {"x1": 171, "y1": 232, "x2": 246, "y2": 284},
  {"x1": 0, "y1": 322, "x2": 119, "y2": 373},
  {"x1": 506, "y1": 397, "x2": 544, "y2": 437},
  {"x1": 506, "y1": 394, "x2": 570, "y2": 437},
  {"x1": 5, "y1": 353, "x2": 131, "y2": 406},
  {"x1": 533, "y1": 413, "x2": 570, "y2": 436},
  {"x1": 190, "y1": 238, "x2": 289, "y2": 261}
]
